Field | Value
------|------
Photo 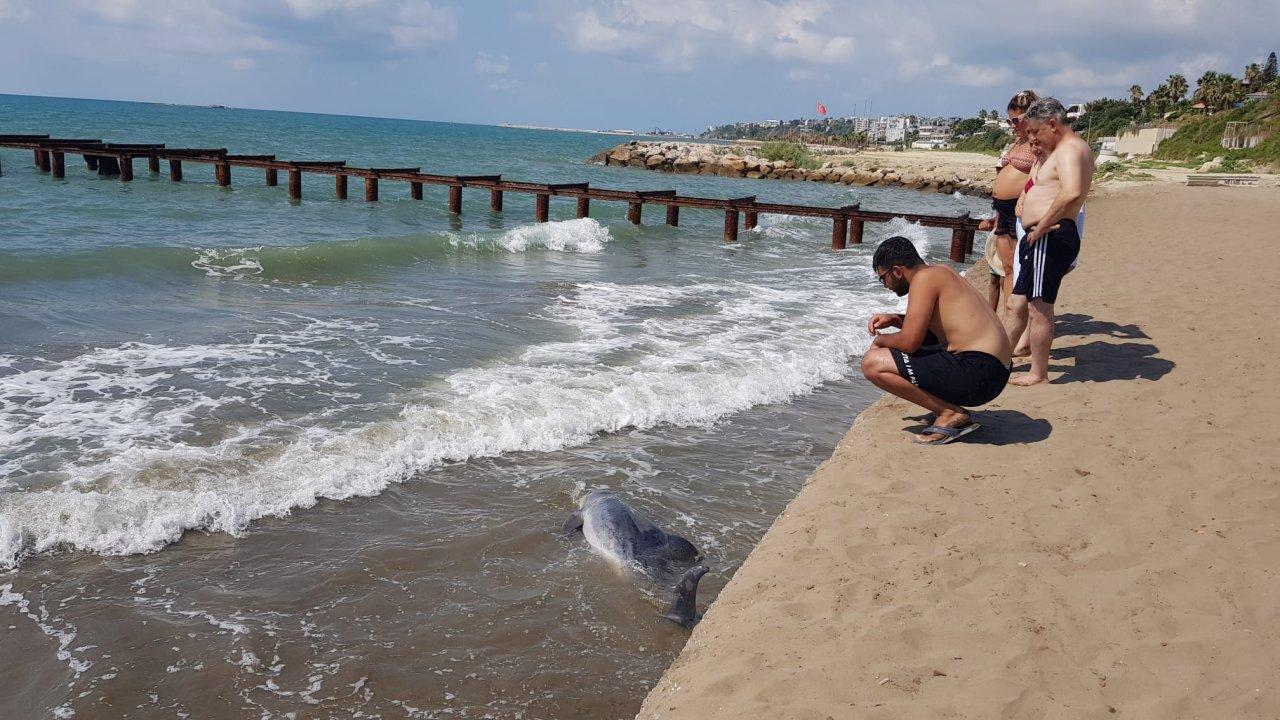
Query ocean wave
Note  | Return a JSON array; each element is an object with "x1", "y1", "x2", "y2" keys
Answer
[
  {"x1": 451, "y1": 217, "x2": 611, "y2": 253},
  {"x1": 0, "y1": 219, "x2": 613, "y2": 285},
  {"x1": 0, "y1": 272, "x2": 880, "y2": 569}
]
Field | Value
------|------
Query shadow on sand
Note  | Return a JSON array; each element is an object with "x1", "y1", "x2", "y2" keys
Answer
[
  {"x1": 1054, "y1": 313, "x2": 1150, "y2": 341},
  {"x1": 1048, "y1": 339, "x2": 1175, "y2": 383},
  {"x1": 901, "y1": 410, "x2": 1052, "y2": 446}
]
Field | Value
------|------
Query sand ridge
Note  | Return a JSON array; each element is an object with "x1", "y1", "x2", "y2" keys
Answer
[{"x1": 637, "y1": 184, "x2": 1280, "y2": 719}]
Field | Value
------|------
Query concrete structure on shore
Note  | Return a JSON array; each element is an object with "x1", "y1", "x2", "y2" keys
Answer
[
  {"x1": 590, "y1": 141, "x2": 994, "y2": 196},
  {"x1": 1114, "y1": 126, "x2": 1176, "y2": 156}
]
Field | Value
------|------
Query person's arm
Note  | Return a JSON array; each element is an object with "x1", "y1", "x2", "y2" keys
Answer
[
  {"x1": 1025, "y1": 148, "x2": 1086, "y2": 246},
  {"x1": 872, "y1": 273, "x2": 940, "y2": 352},
  {"x1": 867, "y1": 313, "x2": 903, "y2": 336}
]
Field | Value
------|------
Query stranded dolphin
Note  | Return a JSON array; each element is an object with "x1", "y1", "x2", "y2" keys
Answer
[{"x1": 563, "y1": 488, "x2": 709, "y2": 629}]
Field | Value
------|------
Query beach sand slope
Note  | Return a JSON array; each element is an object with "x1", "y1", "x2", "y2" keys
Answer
[{"x1": 637, "y1": 184, "x2": 1280, "y2": 719}]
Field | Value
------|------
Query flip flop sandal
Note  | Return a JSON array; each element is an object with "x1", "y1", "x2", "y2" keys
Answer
[
  {"x1": 917, "y1": 423, "x2": 981, "y2": 445},
  {"x1": 918, "y1": 410, "x2": 973, "y2": 425}
]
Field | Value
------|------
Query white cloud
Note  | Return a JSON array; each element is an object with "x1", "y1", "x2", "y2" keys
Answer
[
  {"x1": 562, "y1": 0, "x2": 855, "y2": 70},
  {"x1": 0, "y1": 0, "x2": 29, "y2": 20},
  {"x1": 281, "y1": 0, "x2": 379, "y2": 19},
  {"x1": 474, "y1": 51, "x2": 511, "y2": 75},
  {"x1": 787, "y1": 68, "x2": 830, "y2": 82},
  {"x1": 388, "y1": 2, "x2": 458, "y2": 50}
]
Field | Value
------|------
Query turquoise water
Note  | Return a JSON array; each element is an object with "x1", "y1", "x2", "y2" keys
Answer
[{"x1": 0, "y1": 94, "x2": 986, "y2": 718}]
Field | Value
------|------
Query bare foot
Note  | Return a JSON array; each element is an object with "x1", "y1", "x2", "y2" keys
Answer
[
  {"x1": 916, "y1": 408, "x2": 970, "y2": 444},
  {"x1": 1010, "y1": 372, "x2": 1049, "y2": 387},
  {"x1": 1012, "y1": 346, "x2": 1031, "y2": 358}
]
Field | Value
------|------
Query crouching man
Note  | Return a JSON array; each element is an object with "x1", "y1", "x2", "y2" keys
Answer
[{"x1": 860, "y1": 236, "x2": 1013, "y2": 444}]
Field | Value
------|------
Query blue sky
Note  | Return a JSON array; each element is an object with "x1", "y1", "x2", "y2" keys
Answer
[{"x1": 0, "y1": 0, "x2": 1276, "y2": 131}]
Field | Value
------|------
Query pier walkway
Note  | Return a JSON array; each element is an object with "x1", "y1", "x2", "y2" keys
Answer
[{"x1": 0, "y1": 133, "x2": 980, "y2": 261}]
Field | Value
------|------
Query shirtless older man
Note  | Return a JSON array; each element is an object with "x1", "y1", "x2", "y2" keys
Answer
[
  {"x1": 861, "y1": 236, "x2": 1012, "y2": 444},
  {"x1": 1004, "y1": 97, "x2": 1094, "y2": 386}
]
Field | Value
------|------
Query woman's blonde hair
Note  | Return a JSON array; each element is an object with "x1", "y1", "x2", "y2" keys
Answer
[{"x1": 1007, "y1": 90, "x2": 1040, "y2": 112}]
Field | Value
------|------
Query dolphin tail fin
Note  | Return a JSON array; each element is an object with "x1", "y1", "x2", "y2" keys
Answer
[
  {"x1": 662, "y1": 565, "x2": 709, "y2": 629},
  {"x1": 562, "y1": 509, "x2": 584, "y2": 535}
]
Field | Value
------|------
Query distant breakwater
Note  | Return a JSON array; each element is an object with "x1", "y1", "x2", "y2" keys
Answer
[{"x1": 589, "y1": 142, "x2": 995, "y2": 196}]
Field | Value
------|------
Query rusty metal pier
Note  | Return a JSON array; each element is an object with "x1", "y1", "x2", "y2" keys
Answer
[{"x1": 0, "y1": 134, "x2": 980, "y2": 262}]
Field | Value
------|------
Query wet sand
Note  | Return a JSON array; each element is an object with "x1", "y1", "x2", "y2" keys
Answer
[{"x1": 638, "y1": 183, "x2": 1280, "y2": 719}]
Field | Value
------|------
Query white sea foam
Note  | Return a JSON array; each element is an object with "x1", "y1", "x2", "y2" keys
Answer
[
  {"x1": 0, "y1": 582, "x2": 92, "y2": 677},
  {"x1": 0, "y1": 259, "x2": 884, "y2": 568},
  {"x1": 450, "y1": 217, "x2": 611, "y2": 254},
  {"x1": 191, "y1": 247, "x2": 265, "y2": 277},
  {"x1": 0, "y1": 315, "x2": 372, "y2": 481},
  {"x1": 880, "y1": 216, "x2": 933, "y2": 259},
  {"x1": 499, "y1": 217, "x2": 611, "y2": 253}
]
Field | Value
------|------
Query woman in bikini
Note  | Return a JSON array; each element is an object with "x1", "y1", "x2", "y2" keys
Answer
[{"x1": 979, "y1": 90, "x2": 1038, "y2": 313}]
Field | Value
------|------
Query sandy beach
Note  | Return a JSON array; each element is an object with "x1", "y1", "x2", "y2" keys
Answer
[{"x1": 638, "y1": 182, "x2": 1280, "y2": 719}]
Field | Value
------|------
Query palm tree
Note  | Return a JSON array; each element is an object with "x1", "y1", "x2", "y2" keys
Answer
[
  {"x1": 1129, "y1": 84, "x2": 1144, "y2": 104},
  {"x1": 1194, "y1": 71, "x2": 1244, "y2": 113},
  {"x1": 1166, "y1": 74, "x2": 1189, "y2": 104},
  {"x1": 1244, "y1": 63, "x2": 1262, "y2": 87},
  {"x1": 1147, "y1": 83, "x2": 1171, "y2": 114}
]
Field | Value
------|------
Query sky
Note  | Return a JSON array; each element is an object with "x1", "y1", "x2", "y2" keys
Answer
[{"x1": 0, "y1": 0, "x2": 1276, "y2": 131}]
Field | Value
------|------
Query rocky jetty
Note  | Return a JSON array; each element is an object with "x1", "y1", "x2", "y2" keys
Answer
[{"x1": 589, "y1": 141, "x2": 995, "y2": 196}]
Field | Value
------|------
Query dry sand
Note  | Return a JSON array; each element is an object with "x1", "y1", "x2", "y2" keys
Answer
[{"x1": 637, "y1": 183, "x2": 1280, "y2": 719}]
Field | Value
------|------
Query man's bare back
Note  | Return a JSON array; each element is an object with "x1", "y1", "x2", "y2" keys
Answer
[{"x1": 909, "y1": 265, "x2": 1012, "y2": 364}]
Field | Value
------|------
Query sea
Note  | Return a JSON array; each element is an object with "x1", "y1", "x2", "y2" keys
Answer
[{"x1": 0, "y1": 94, "x2": 987, "y2": 719}]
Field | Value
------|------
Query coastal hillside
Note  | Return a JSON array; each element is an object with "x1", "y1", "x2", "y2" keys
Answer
[{"x1": 1155, "y1": 96, "x2": 1280, "y2": 169}]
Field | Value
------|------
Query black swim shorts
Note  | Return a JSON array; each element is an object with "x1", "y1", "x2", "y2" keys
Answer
[
  {"x1": 890, "y1": 346, "x2": 1011, "y2": 408},
  {"x1": 991, "y1": 197, "x2": 1018, "y2": 237},
  {"x1": 1013, "y1": 218, "x2": 1080, "y2": 304}
]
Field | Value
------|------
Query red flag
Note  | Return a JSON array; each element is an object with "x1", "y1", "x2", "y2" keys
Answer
[{"x1": 817, "y1": 102, "x2": 827, "y2": 116}]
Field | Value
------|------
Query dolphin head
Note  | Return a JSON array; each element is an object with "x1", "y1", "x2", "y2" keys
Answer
[
  {"x1": 663, "y1": 533, "x2": 701, "y2": 563},
  {"x1": 580, "y1": 487, "x2": 616, "y2": 508}
]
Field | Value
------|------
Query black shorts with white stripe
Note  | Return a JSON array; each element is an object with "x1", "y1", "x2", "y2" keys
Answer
[{"x1": 1013, "y1": 218, "x2": 1080, "y2": 304}]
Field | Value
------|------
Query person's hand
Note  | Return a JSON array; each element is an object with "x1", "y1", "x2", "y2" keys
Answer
[
  {"x1": 867, "y1": 313, "x2": 901, "y2": 336},
  {"x1": 977, "y1": 217, "x2": 995, "y2": 232},
  {"x1": 1024, "y1": 221, "x2": 1059, "y2": 246}
]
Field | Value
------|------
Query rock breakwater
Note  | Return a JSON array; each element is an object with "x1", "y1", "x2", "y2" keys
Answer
[{"x1": 589, "y1": 142, "x2": 995, "y2": 196}]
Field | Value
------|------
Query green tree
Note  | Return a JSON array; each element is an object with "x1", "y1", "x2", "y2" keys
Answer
[
  {"x1": 977, "y1": 109, "x2": 988, "y2": 120},
  {"x1": 1195, "y1": 70, "x2": 1243, "y2": 113},
  {"x1": 952, "y1": 117, "x2": 985, "y2": 136},
  {"x1": 1166, "y1": 74, "x2": 1189, "y2": 104},
  {"x1": 1147, "y1": 83, "x2": 1171, "y2": 114},
  {"x1": 1264, "y1": 52, "x2": 1278, "y2": 83},
  {"x1": 1129, "y1": 84, "x2": 1144, "y2": 104},
  {"x1": 1244, "y1": 63, "x2": 1263, "y2": 87}
]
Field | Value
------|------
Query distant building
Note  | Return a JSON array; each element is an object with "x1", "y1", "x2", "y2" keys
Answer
[
  {"x1": 1066, "y1": 103, "x2": 1087, "y2": 121},
  {"x1": 1245, "y1": 91, "x2": 1271, "y2": 104}
]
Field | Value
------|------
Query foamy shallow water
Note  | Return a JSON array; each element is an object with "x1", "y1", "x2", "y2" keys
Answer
[{"x1": 0, "y1": 94, "x2": 987, "y2": 718}]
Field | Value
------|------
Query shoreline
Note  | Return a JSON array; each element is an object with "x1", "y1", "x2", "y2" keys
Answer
[
  {"x1": 590, "y1": 141, "x2": 999, "y2": 196},
  {"x1": 636, "y1": 183, "x2": 1280, "y2": 718}
]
